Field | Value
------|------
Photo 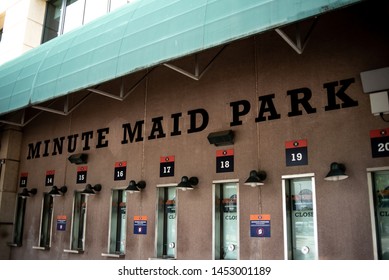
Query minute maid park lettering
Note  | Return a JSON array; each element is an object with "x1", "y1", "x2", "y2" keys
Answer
[{"x1": 26, "y1": 78, "x2": 358, "y2": 160}]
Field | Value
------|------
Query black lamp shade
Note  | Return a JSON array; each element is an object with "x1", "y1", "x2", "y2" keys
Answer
[
  {"x1": 244, "y1": 170, "x2": 267, "y2": 187},
  {"x1": 81, "y1": 184, "x2": 102, "y2": 195},
  {"x1": 49, "y1": 186, "x2": 67, "y2": 196},
  {"x1": 20, "y1": 188, "x2": 37, "y2": 198},
  {"x1": 325, "y1": 162, "x2": 348, "y2": 181},
  {"x1": 177, "y1": 176, "x2": 198, "y2": 191},
  {"x1": 126, "y1": 180, "x2": 146, "y2": 193}
]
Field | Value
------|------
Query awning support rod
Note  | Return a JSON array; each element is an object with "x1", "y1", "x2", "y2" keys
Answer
[
  {"x1": 163, "y1": 45, "x2": 228, "y2": 81},
  {"x1": 32, "y1": 93, "x2": 92, "y2": 116},
  {"x1": 88, "y1": 68, "x2": 154, "y2": 101},
  {"x1": 0, "y1": 109, "x2": 43, "y2": 127},
  {"x1": 275, "y1": 17, "x2": 318, "y2": 54}
]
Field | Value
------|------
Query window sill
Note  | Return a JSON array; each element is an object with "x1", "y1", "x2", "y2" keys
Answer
[
  {"x1": 32, "y1": 246, "x2": 49, "y2": 250},
  {"x1": 64, "y1": 249, "x2": 84, "y2": 254},
  {"x1": 101, "y1": 253, "x2": 125, "y2": 258},
  {"x1": 7, "y1": 243, "x2": 21, "y2": 247},
  {"x1": 148, "y1": 257, "x2": 176, "y2": 260}
]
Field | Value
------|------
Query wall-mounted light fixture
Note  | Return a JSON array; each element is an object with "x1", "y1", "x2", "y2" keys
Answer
[
  {"x1": 68, "y1": 153, "x2": 88, "y2": 165},
  {"x1": 48, "y1": 186, "x2": 68, "y2": 197},
  {"x1": 244, "y1": 170, "x2": 267, "y2": 187},
  {"x1": 81, "y1": 184, "x2": 102, "y2": 195},
  {"x1": 207, "y1": 130, "x2": 234, "y2": 146},
  {"x1": 20, "y1": 188, "x2": 37, "y2": 198},
  {"x1": 126, "y1": 180, "x2": 146, "y2": 194},
  {"x1": 324, "y1": 162, "x2": 348, "y2": 181},
  {"x1": 177, "y1": 176, "x2": 199, "y2": 191}
]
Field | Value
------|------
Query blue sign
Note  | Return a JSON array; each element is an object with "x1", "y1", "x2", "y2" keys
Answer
[
  {"x1": 133, "y1": 216, "x2": 147, "y2": 235},
  {"x1": 57, "y1": 216, "x2": 67, "y2": 231},
  {"x1": 250, "y1": 214, "x2": 271, "y2": 238}
]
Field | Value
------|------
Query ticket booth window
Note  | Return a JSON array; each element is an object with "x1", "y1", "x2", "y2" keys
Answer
[
  {"x1": 282, "y1": 174, "x2": 318, "y2": 260},
  {"x1": 369, "y1": 169, "x2": 389, "y2": 260},
  {"x1": 107, "y1": 189, "x2": 127, "y2": 255},
  {"x1": 213, "y1": 182, "x2": 239, "y2": 260},
  {"x1": 69, "y1": 191, "x2": 87, "y2": 252},
  {"x1": 36, "y1": 193, "x2": 54, "y2": 249},
  {"x1": 11, "y1": 196, "x2": 27, "y2": 246},
  {"x1": 155, "y1": 186, "x2": 177, "y2": 259}
]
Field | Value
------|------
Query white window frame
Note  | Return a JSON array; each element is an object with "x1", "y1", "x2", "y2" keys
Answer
[
  {"x1": 282, "y1": 173, "x2": 319, "y2": 260},
  {"x1": 152, "y1": 183, "x2": 178, "y2": 260},
  {"x1": 32, "y1": 192, "x2": 54, "y2": 250},
  {"x1": 64, "y1": 191, "x2": 88, "y2": 254},
  {"x1": 212, "y1": 179, "x2": 240, "y2": 260},
  {"x1": 367, "y1": 166, "x2": 389, "y2": 260},
  {"x1": 8, "y1": 195, "x2": 27, "y2": 247},
  {"x1": 101, "y1": 187, "x2": 127, "y2": 258}
]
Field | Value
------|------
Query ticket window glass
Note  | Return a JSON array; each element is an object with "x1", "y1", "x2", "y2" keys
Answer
[
  {"x1": 370, "y1": 169, "x2": 389, "y2": 260},
  {"x1": 69, "y1": 191, "x2": 87, "y2": 251},
  {"x1": 11, "y1": 196, "x2": 27, "y2": 246},
  {"x1": 282, "y1": 175, "x2": 318, "y2": 260},
  {"x1": 36, "y1": 193, "x2": 54, "y2": 249},
  {"x1": 107, "y1": 189, "x2": 127, "y2": 255},
  {"x1": 155, "y1": 186, "x2": 177, "y2": 259},
  {"x1": 213, "y1": 182, "x2": 239, "y2": 260}
]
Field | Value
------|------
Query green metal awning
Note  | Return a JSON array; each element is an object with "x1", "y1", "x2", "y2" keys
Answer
[{"x1": 0, "y1": 0, "x2": 362, "y2": 118}]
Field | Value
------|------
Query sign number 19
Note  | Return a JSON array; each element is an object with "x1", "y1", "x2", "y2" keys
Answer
[{"x1": 290, "y1": 152, "x2": 303, "y2": 162}]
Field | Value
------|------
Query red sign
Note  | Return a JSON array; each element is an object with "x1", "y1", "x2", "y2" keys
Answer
[{"x1": 370, "y1": 128, "x2": 389, "y2": 158}]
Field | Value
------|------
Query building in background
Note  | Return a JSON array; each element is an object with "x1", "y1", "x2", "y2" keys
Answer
[
  {"x1": 0, "y1": 0, "x2": 130, "y2": 65},
  {"x1": 0, "y1": 0, "x2": 389, "y2": 260}
]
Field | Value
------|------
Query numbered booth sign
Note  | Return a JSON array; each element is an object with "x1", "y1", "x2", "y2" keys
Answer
[
  {"x1": 114, "y1": 161, "x2": 127, "y2": 181},
  {"x1": 19, "y1": 172, "x2": 28, "y2": 188},
  {"x1": 285, "y1": 139, "x2": 308, "y2": 166},
  {"x1": 45, "y1": 170, "x2": 55, "y2": 186},
  {"x1": 160, "y1": 156, "x2": 175, "y2": 177},
  {"x1": 370, "y1": 128, "x2": 389, "y2": 158},
  {"x1": 76, "y1": 166, "x2": 87, "y2": 184},
  {"x1": 216, "y1": 149, "x2": 234, "y2": 173}
]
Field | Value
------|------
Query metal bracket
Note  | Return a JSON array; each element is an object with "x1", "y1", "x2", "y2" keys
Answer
[
  {"x1": 32, "y1": 94, "x2": 92, "y2": 116},
  {"x1": 0, "y1": 69, "x2": 153, "y2": 127},
  {"x1": 275, "y1": 17, "x2": 318, "y2": 54},
  {"x1": 0, "y1": 109, "x2": 42, "y2": 127},
  {"x1": 163, "y1": 45, "x2": 228, "y2": 81},
  {"x1": 88, "y1": 68, "x2": 153, "y2": 101}
]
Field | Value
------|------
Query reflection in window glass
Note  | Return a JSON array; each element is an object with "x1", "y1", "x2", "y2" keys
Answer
[
  {"x1": 12, "y1": 196, "x2": 27, "y2": 246},
  {"x1": 84, "y1": 0, "x2": 108, "y2": 24},
  {"x1": 70, "y1": 191, "x2": 87, "y2": 251},
  {"x1": 38, "y1": 193, "x2": 54, "y2": 248},
  {"x1": 373, "y1": 170, "x2": 389, "y2": 260},
  {"x1": 41, "y1": 0, "x2": 63, "y2": 43},
  {"x1": 109, "y1": 0, "x2": 129, "y2": 11},
  {"x1": 42, "y1": 0, "x2": 130, "y2": 43},
  {"x1": 156, "y1": 187, "x2": 176, "y2": 258},
  {"x1": 285, "y1": 177, "x2": 317, "y2": 260},
  {"x1": 63, "y1": 0, "x2": 85, "y2": 34},
  {"x1": 108, "y1": 189, "x2": 127, "y2": 254},
  {"x1": 214, "y1": 183, "x2": 238, "y2": 260}
]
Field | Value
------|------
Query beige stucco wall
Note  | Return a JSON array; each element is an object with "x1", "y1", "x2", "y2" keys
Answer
[
  {"x1": 8, "y1": 1, "x2": 389, "y2": 259},
  {"x1": 0, "y1": 0, "x2": 46, "y2": 65},
  {"x1": 0, "y1": 126, "x2": 23, "y2": 259}
]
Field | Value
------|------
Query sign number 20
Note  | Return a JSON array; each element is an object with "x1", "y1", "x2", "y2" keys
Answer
[{"x1": 378, "y1": 142, "x2": 389, "y2": 152}]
